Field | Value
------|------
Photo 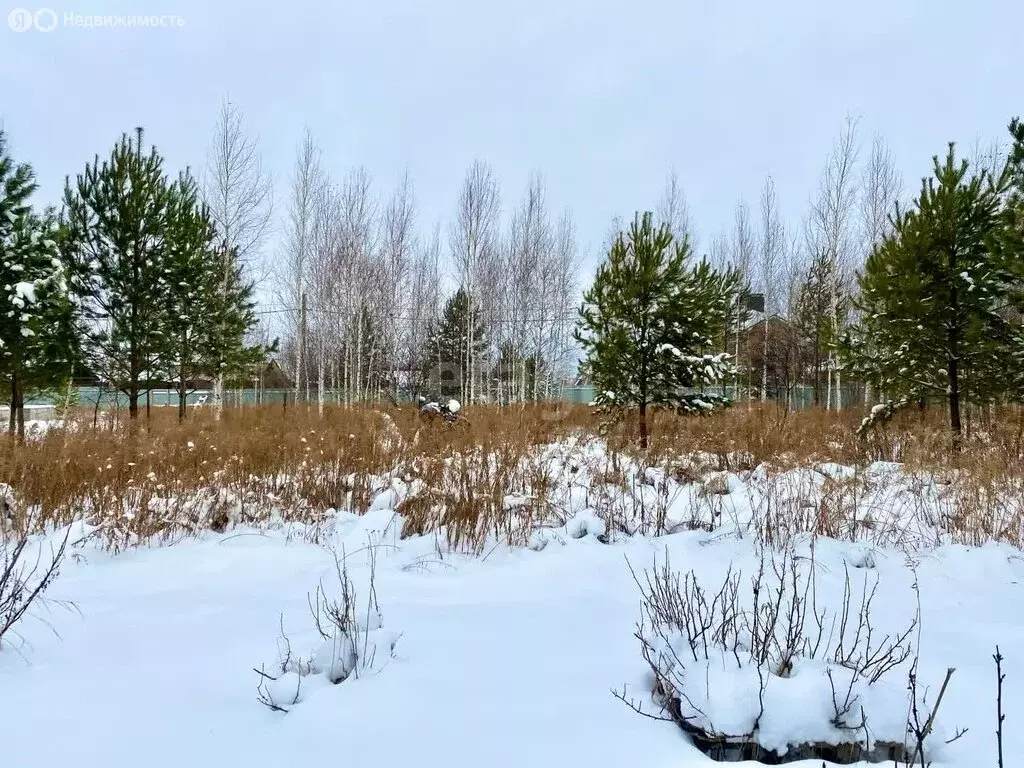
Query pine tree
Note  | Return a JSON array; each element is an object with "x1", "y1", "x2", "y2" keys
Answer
[
  {"x1": 993, "y1": 119, "x2": 1024, "y2": 383},
  {"x1": 162, "y1": 171, "x2": 268, "y2": 421},
  {"x1": 576, "y1": 212, "x2": 737, "y2": 449},
  {"x1": 420, "y1": 288, "x2": 486, "y2": 400},
  {"x1": 164, "y1": 172, "x2": 213, "y2": 421},
  {"x1": 845, "y1": 143, "x2": 1021, "y2": 438},
  {"x1": 0, "y1": 132, "x2": 78, "y2": 439},
  {"x1": 206, "y1": 244, "x2": 267, "y2": 405},
  {"x1": 63, "y1": 129, "x2": 174, "y2": 420}
]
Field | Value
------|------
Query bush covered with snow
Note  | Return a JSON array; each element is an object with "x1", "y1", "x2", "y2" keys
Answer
[
  {"x1": 256, "y1": 543, "x2": 401, "y2": 713},
  {"x1": 625, "y1": 548, "x2": 927, "y2": 763}
]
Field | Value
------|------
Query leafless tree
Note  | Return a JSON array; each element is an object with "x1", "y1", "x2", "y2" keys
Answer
[
  {"x1": 657, "y1": 169, "x2": 696, "y2": 249},
  {"x1": 277, "y1": 128, "x2": 325, "y2": 402},
  {"x1": 547, "y1": 210, "x2": 581, "y2": 392},
  {"x1": 450, "y1": 161, "x2": 501, "y2": 403},
  {"x1": 757, "y1": 176, "x2": 786, "y2": 401},
  {"x1": 969, "y1": 136, "x2": 1008, "y2": 181},
  {"x1": 732, "y1": 200, "x2": 756, "y2": 400},
  {"x1": 336, "y1": 167, "x2": 378, "y2": 404},
  {"x1": 782, "y1": 229, "x2": 807, "y2": 321},
  {"x1": 602, "y1": 215, "x2": 625, "y2": 255},
  {"x1": 707, "y1": 231, "x2": 730, "y2": 271},
  {"x1": 308, "y1": 178, "x2": 343, "y2": 415},
  {"x1": 505, "y1": 173, "x2": 553, "y2": 402},
  {"x1": 406, "y1": 224, "x2": 442, "y2": 393},
  {"x1": 203, "y1": 99, "x2": 274, "y2": 274},
  {"x1": 378, "y1": 172, "x2": 417, "y2": 401},
  {"x1": 805, "y1": 115, "x2": 861, "y2": 410},
  {"x1": 860, "y1": 134, "x2": 902, "y2": 255},
  {"x1": 856, "y1": 134, "x2": 903, "y2": 406},
  {"x1": 202, "y1": 99, "x2": 274, "y2": 416}
]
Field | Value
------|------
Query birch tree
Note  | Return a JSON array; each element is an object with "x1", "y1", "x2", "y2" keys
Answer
[
  {"x1": 657, "y1": 169, "x2": 695, "y2": 248},
  {"x1": 203, "y1": 99, "x2": 273, "y2": 416},
  {"x1": 861, "y1": 135, "x2": 902, "y2": 253},
  {"x1": 547, "y1": 210, "x2": 581, "y2": 394},
  {"x1": 277, "y1": 128, "x2": 324, "y2": 401},
  {"x1": 407, "y1": 224, "x2": 442, "y2": 394},
  {"x1": 731, "y1": 200, "x2": 756, "y2": 400},
  {"x1": 307, "y1": 176, "x2": 341, "y2": 414},
  {"x1": 336, "y1": 167, "x2": 377, "y2": 403},
  {"x1": 378, "y1": 172, "x2": 416, "y2": 399},
  {"x1": 806, "y1": 116, "x2": 861, "y2": 410},
  {"x1": 857, "y1": 134, "x2": 902, "y2": 405},
  {"x1": 450, "y1": 161, "x2": 500, "y2": 403},
  {"x1": 506, "y1": 173, "x2": 552, "y2": 402},
  {"x1": 757, "y1": 176, "x2": 785, "y2": 400}
]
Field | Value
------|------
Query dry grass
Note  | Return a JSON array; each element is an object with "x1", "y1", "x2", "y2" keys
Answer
[{"x1": 1, "y1": 401, "x2": 1023, "y2": 554}]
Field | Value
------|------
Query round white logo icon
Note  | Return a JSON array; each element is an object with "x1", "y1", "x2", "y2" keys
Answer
[
  {"x1": 8, "y1": 7, "x2": 34, "y2": 31},
  {"x1": 34, "y1": 7, "x2": 58, "y2": 31},
  {"x1": 7, "y1": 7, "x2": 58, "y2": 31}
]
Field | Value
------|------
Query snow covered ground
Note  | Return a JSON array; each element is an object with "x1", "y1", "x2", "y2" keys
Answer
[
  {"x1": 0, "y1": 404, "x2": 60, "y2": 436},
  {"x1": 3, "y1": 488, "x2": 1022, "y2": 767}
]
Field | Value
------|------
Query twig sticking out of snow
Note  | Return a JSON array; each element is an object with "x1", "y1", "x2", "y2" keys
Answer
[
  {"x1": 1, "y1": 521, "x2": 73, "y2": 651},
  {"x1": 994, "y1": 646, "x2": 1006, "y2": 768},
  {"x1": 254, "y1": 664, "x2": 301, "y2": 713},
  {"x1": 255, "y1": 534, "x2": 401, "y2": 712},
  {"x1": 904, "y1": 663, "x2": 958, "y2": 767}
]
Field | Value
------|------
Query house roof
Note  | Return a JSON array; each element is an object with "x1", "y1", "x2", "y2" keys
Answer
[{"x1": 739, "y1": 313, "x2": 791, "y2": 333}]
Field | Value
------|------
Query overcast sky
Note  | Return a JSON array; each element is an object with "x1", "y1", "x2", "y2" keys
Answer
[{"x1": 4, "y1": 0, "x2": 1023, "y2": 285}]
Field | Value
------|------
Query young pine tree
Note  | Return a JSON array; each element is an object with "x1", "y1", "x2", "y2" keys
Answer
[
  {"x1": 0, "y1": 133, "x2": 78, "y2": 439},
  {"x1": 63, "y1": 130, "x2": 174, "y2": 419},
  {"x1": 421, "y1": 287, "x2": 486, "y2": 401},
  {"x1": 164, "y1": 171, "x2": 267, "y2": 421},
  {"x1": 576, "y1": 212, "x2": 737, "y2": 449},
  {"x1": 846, "y1": 143, "x2": 1021, "y2": 438},
  {"x1": 992, "y1": 119, "x2": 1024, "y2": 381}
]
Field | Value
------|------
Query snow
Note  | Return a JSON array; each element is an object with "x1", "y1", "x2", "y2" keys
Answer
[
  {"x1": 0, "y1": 405, "x2": 61, "y2": 437},
  {"x1": 12, "y1": 280, "x2": 37, "y2": 306},
  {"x1": 2, "y1": 453, "x2": 1023, "y2": 767}
]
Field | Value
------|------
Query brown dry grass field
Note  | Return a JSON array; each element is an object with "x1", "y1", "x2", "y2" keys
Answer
[{"x1": 2, "y1": 402, "x2": 1022, "y2": 554}]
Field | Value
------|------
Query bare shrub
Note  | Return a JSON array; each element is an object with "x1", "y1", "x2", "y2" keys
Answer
[
  {"x1": 619, "y1": 547, "x2": 917, "y2": 762},
  {"x1": 255, "y1": 535, "x2": 401, "y2": 712},
  {"x1": 1, "y1": 520, "x2": 71, "y2": 651}
]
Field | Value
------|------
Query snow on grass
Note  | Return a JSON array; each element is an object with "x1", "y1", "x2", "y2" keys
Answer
[
  {"x1": 3, "y1": 435, "x2": 1024, "y2": 766},
  {"x1": 0, "y1": 499, "x2": 1021, "y2": 767}
]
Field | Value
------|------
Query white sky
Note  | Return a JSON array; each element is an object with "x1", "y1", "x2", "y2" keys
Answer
[{"x1": 4, "y1": 0, "x2": 1023, "y2": 290}]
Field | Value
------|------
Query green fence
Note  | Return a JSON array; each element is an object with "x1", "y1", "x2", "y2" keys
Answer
[{"x1": 26, "y1": 383, "x2": 864, "y2": 412}]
